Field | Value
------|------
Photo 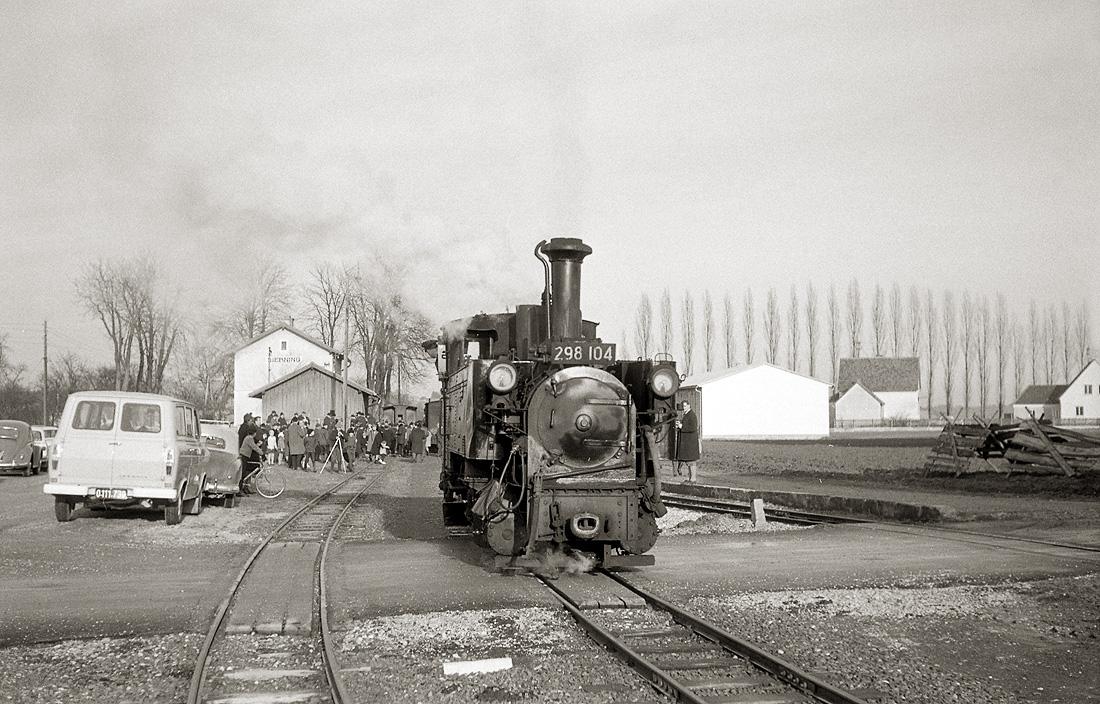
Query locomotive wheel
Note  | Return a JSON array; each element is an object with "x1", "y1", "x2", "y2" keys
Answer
[{"x1": 619, "y1": 511, "x2": 659, "y2": 554}]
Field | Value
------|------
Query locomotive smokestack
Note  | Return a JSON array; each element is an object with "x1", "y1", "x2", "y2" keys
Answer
[{"x1": 540, "y1": 237, "x2": 592, "y2": 339}]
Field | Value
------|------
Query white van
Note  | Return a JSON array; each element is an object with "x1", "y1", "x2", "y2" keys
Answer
[{"x1": 45, "y1": 391, "x2": 216, "y2": 524}]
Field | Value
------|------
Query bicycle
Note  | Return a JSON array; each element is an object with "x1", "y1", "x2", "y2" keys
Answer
[{"x1": 242, "y1": 458, "x2": 286, "y2": 499}]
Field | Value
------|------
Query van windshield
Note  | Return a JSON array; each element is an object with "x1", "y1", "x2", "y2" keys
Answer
[
  {"x1": 72, "y1": 401, "x2": 116, "y2": 431},
  {"x1": 121, "y1": 404, "x2": 162, "y2": 433}
]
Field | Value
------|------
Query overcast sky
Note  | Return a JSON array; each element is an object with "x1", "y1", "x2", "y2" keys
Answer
[{"x1": 1, "y1": 1, "x2": 1097, "y2": 377}]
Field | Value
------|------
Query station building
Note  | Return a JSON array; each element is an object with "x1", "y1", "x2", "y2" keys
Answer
[{"x1": 232, "y1": 324, "x2": 373, "y2": 423}]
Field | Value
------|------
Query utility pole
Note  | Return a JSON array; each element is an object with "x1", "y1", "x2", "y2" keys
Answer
[
  {"x1": 342, "y1": 310, "x2": 349, "y2": 423},
  {"x1": 42, "y1": 320, "x2": 48, "y2": 424}
]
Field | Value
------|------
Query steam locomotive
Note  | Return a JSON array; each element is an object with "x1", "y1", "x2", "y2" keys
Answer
[{"x1": 425, "y1": 238, "x2": 679, "y2": 568}]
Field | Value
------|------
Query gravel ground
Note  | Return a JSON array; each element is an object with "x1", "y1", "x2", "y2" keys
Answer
[
  {"x1": 657, "y1": 506, "x2": 805, "y2": 536},
  {"x1": 338, "y1": 606, "x2": 663, "y2": 703},
  {"x1": 0, "y1": 634, "x2": 202, "y2": 704},
  {"x1": 687, "y1": 572, "x2": 1100, "y2": 704}
]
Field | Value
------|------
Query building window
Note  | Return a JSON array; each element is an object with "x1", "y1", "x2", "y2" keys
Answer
[
  {"x1": 1076, "y1": 406, "x2": 1085, "y2": 416},
  {"x1": 281, "y1": 341, "x2": 287, "y2": 351},
  {"x1": 1086, "y1": 384, "x2": 1094, "y2": 395}
]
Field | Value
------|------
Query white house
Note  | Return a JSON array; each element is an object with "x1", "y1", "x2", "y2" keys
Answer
[
  {"x1": 233, "y1": 324, "x2": 342, "y2": 423},
  {"x1": 835, "y1": 357, "x2": 921, "y2": 421},
  {"x1": 833, "y1": 381, "x2": 884, "y2": 423},
  {"x1": 679, "y1": 363, "x2": 831, "y2": 439},
  {"x1": 1011, "y1": 385, "x2": 1066, "y2": 422},
  {"x1": 1059, "y1": 359, "x2": 1100, "y2": 421},
  {"x1": 1012, "y1": 360, "x2": 1100, "y2": 423}
]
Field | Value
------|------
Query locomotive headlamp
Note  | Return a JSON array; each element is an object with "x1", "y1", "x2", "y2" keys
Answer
[
  {"x1": 487, "y1": 361, "x2": 518, "y2": 394},
  {"x1": 648, "y1": 367, "x2": 679, "y2": 398}
]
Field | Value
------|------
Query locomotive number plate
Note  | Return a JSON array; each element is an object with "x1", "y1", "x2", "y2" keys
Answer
[{"x1": 550, "y1": 342, "x2": 616, "y2": 364}]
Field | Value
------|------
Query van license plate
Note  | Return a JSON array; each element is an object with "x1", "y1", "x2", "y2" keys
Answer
[{"x1": 93, "y1": 489, "x2": 128, "y2": 500}]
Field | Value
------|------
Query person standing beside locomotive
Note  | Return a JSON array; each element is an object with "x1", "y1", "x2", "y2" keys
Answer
[
  {"x1": 408, "y1": 422, "x2": 428, "y2": 463},
  {"x1": 673, "y1": 400, "x2": 701, "y2": 483}
]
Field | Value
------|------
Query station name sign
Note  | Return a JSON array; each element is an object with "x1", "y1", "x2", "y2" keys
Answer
[{"x1": 270, "y1": 355, "x2": 302, "y2": 364}]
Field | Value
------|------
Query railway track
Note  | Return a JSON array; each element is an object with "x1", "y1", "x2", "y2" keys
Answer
[
  {"x1": 664, "y1": 490, "x2": 1100, "y2": 558},
  {"x1": 537, "y1": 570, "x2": 874, "y2": 704},
  {"x1": 661, "y1": 493, "x2": 868, "y2": 526},
  {"x1": 186, "y1": 465, "x2": 390, "y2": 704}
]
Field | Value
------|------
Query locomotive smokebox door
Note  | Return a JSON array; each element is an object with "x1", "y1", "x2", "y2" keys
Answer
[{"x1": 527, "y1": 367, "x2": 632, "y2": 470}]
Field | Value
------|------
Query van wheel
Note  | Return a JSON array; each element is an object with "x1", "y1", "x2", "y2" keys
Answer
[
  {"x1": 183, "y1": 488, "x2": 204, "y2": 516},
  {"x1": 164, "y1": 494, "x2": 184, "y2": 525},
  {"x1": 54, "y1": 497, "x2": 75, "y2": 522}
]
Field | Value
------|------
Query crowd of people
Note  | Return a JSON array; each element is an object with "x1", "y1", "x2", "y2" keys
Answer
[{"x1": 235, "y1": 409, "x2": 432, "y2": 490}]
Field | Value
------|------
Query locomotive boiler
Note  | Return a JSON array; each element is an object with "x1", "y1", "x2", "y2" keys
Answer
[{"x1": 426, "y1": 238, "x2": 679, "y2": 568}]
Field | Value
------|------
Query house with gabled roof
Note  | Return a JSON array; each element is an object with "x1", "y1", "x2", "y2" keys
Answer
[
  {"x1": 833, "y1": 381, "x2": 885, "y2": 423},
  {"x1": 249, "y1": 363, "x2": 376, "y2": 421},
  {"x1": 1012, "y1": 384, "x2": 1067, "y2": 422},
  {"x1": 1013, "y1": 359, "x2": 1100, "y2": 422},
  {"x1": 835, "y1": 357, "x2": 921, "y2": 421},
  {"x1": 232, "y1": 323, "x2": 344, "y2": 423}
]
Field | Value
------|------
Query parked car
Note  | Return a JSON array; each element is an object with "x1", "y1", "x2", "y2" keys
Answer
[
  {"x1": 44, "y1": 391, "x2": 241, "y2": 523},
  {"x1": 30, "y1": 425, "x2": 57, "y2": 473},
  {"x1": 199, "y1": 421, "x2": 242, "y2": 507},
  {"x1": 0, "y1": 420, "x2": 40, "y2": 476}
]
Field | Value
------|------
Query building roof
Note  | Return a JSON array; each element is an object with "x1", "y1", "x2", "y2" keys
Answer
[
  {"x1": 836, "y1": 357, "x2": 920, "y2": 393},
  {"x1": 1064, "y1": 359, "x2": 1098, "y2": 390},
  {"x1": 1013, "y1": 384, "x2": 1068, "y2": 405},
  {"x1": 249, "y1": 363, "x2": 377, "y2": 399},
  {"x1": 683, "y1": 362, "x2": 831, "y2": 388},
  {"x1": 233, "y1": 323, "x2": 341, "y2": 356},
  {"x1": 835, "y1": 381, "x2": 884, "y2": 406}
]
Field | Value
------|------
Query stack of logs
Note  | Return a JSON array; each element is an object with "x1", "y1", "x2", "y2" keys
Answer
[{"x1": 925, "y1": 416, "x2": 1100, "y2": 477}]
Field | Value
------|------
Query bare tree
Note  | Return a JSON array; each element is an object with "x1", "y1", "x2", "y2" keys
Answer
[
  {"x1": 870, "y1": 283, "x2": 886, "y2": 356},
  {"x1": 1074, "y1": 300, "x2": 1092, "y2": 368},
  {"x1": 634, "y1": 293, "x2": 654, "y2": 359},
  {"x1": 805, "y1": 282, "x2": 819, "y2": 378},
  {"x1": 994, "y1": 294, "x2": 1009, "y2": 419},
  {"x1": 1011, "y1": 318, "x2": 1027, "y2": 403},
  {"x1": 1028, "y1": 300, "x2": 1039, "y2": 385},
  {"x1": 762, "y1": 287, "x2": 781, "y2": 364},
  {"x1": 941, "y1": 290, "x2": 956, "y2": 418},
  {"x1": 742, "y1": 288, "x2": 756, "y2": 365},
  {"x1": 681, "y1": 291, "x2": 696, "y2": 375},
  {"x1": 1044, "y1": 304, "x2": 1056, "y2": 383},
  {"x1": 907, "y1": 285, "x2": 923, "y2": 357},
  {"x1": 347, "y1": 267, "x2": 434, "y2": 405},
  {"x1": 723, "y1": 292, "x2": 735, "y2": 368},
  {"x1": 303, "y1": 263, "x2": 351, "y2": 347},
  {"x1": 75, "y1": 257, "x2": 183, "y2": 393},
  {"x1": 619, "y1": 329, "x2": 631, "y2": 359},
  {"x1": 827, "y1": 284, "x2": 841, "y2": 383},
  {"x1": 976, "y1": 296, "x2": 991, "y2": 419},
  {"x1": 75, "y1": 260, "x2": 135, "y2": 390},
  {"x1": 786, "y1": 286, "x2": 801, "y2": 371},
  {"x1": 925, "y1": 289, "x2": 939, "y2": 418},
  {"x1": 889, "y1": 283, "x2": 903, "y2": 356},
  {"x1": 1061, "y1": 301, "x2": 1073, "y2": 379},
  {"x1": 659, "y1": 288, "x2": 674, "y2": 355},
  {"x1": 846, "y1": 279, "x2": 863, "y2": 356},
  {"x1": 960, "y1": 291, "x2": 975, "y2": 417},
  {"x1": 219, "y1": 255, "x2": 294, "y2": 343},
  {"x1": 702, "y1": 291, "x2": 715, "y2": 371}
]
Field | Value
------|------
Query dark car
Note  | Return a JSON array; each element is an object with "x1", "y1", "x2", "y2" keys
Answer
[{"x1": 0, "y1": 420, "x2": 41, "y2": 476}]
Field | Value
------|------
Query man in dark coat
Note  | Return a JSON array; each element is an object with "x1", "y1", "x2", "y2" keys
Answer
[
  {"x1": 673, "y1": 401, "x2": 701, "y2": 483},
  {"x1": 408, "y1": 422, "x2": 428, "y2": 462},
  {"x1": 237, "y1": 414, "x2": 254, "y2": 451}
]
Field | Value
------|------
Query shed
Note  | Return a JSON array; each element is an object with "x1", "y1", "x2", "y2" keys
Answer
[
  {"x1": 833, "y1": 382, "x2": 884, "y2": 423},
  {"x1": 249, "y1": 363, "x2": 376, "y2": 421},
  {"x1": 678, "y1": 363, "x2": 831, "y2": 439},
  {"x1": 1011, "y1": 385, "x2": 1067, "y2": 422}
]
